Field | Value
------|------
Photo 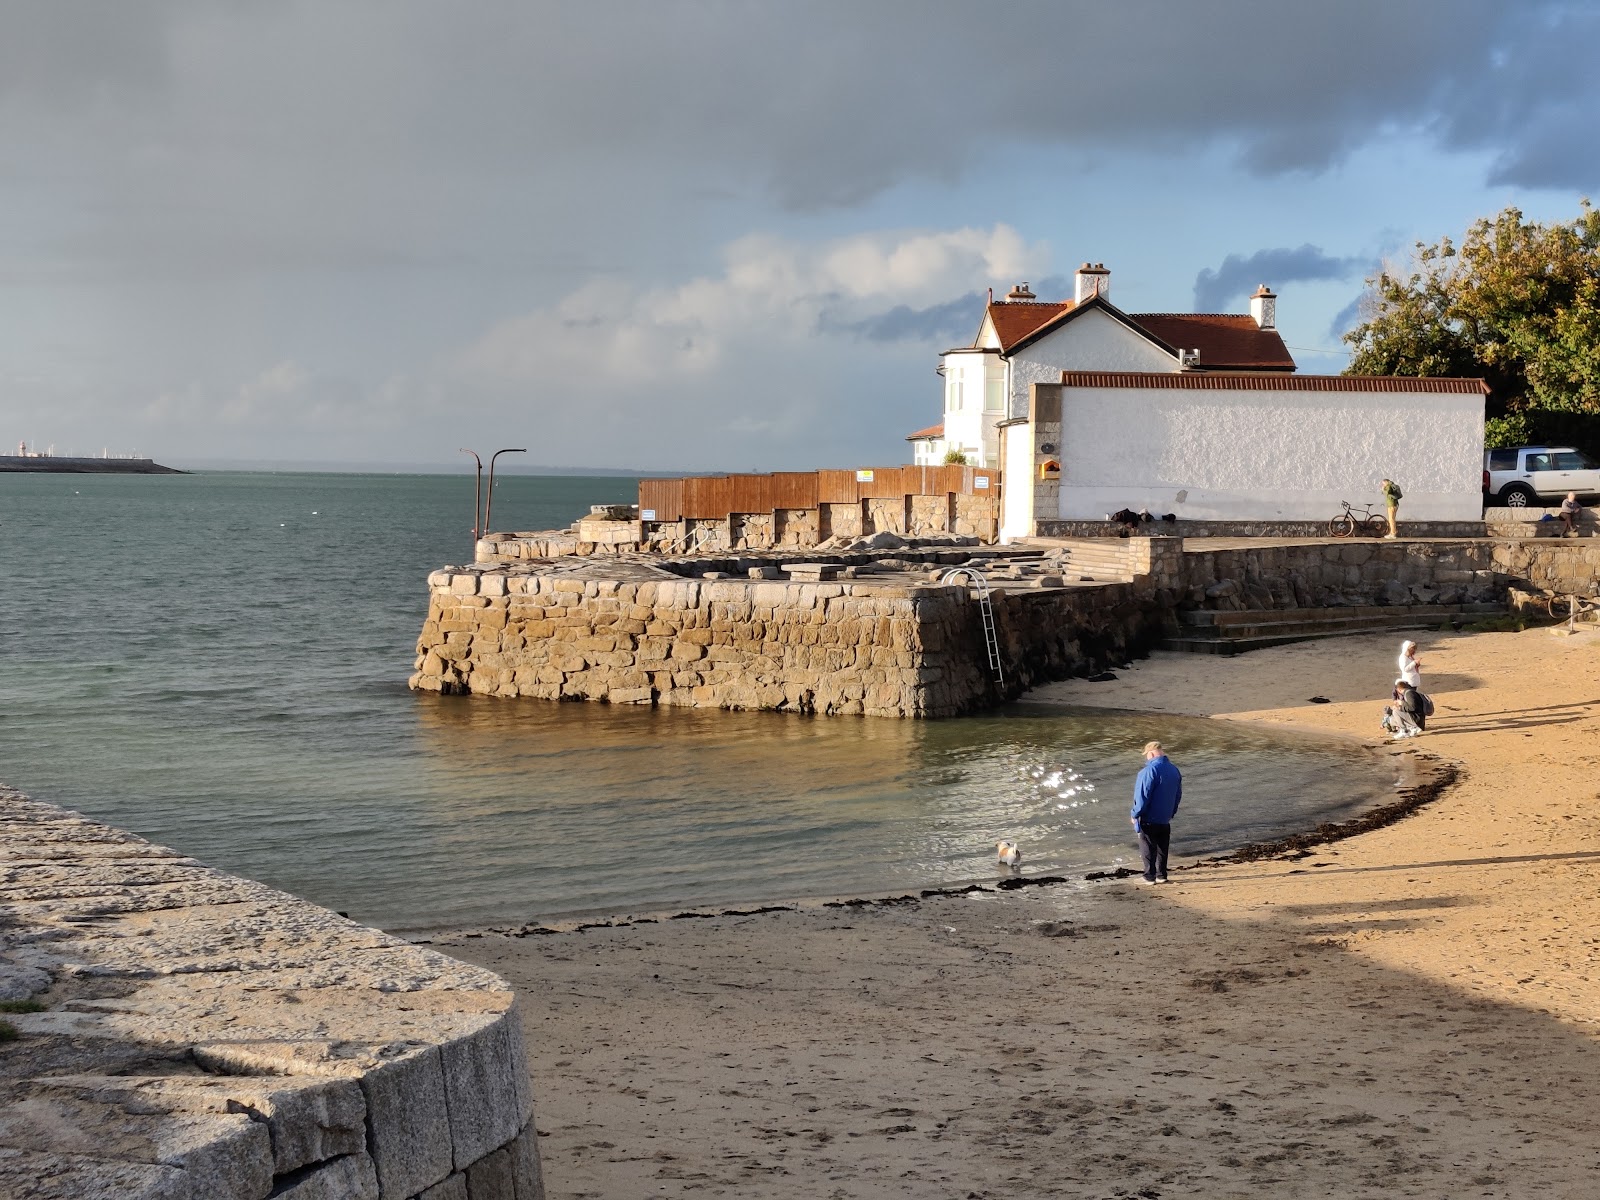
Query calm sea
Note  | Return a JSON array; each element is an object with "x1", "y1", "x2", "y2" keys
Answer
[{"x1": 0, "y1": 471, "x2": 1391, "y2": 931}]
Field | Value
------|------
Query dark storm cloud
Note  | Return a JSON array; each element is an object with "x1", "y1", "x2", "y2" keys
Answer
[
  {"x1": 824, "y1": 292, "x2": 985, "y2": 345},
  {"x1": 4, "y1": 1, "x2": 1593, "y2": 243},
  {"x1": 831, "y1": 276, "x2": 1070, "y2": 344},
  {"x1": 1193, "y1": 246, "x2": 1369, "y2": 311},
  {"x1": 1328, "y1": 295, "x2": 1366, "y2": 341}
]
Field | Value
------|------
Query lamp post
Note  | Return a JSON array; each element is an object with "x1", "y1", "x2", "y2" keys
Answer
[
  {"x1": 459, "y1": 449, "x2": 484, "y2": 552},
  {"x1": 484, "y1": 447, "x2": 527, "y2": 538}
]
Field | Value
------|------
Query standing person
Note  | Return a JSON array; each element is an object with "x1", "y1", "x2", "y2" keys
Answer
[
  {"x1": 1560, "y1": 491, "x2": 1582, "y2": 537},
  {"x1": 1381, "y1": 478, "x2": 1403, "y2": 539},
  {"x1": 1397, "y1": 640, "x2": 1423, "y2": 691},
  {"x1": 1131, "y1": 741, "x2": 1182, "y2": 885}
]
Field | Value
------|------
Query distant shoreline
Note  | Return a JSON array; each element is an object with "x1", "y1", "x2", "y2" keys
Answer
[{"x1": 0, "y1": 455, "x2": 184, "y2": 475}]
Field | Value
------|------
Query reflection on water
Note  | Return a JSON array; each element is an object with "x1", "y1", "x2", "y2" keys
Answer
[
  {"x1": 0, "y1": 471, "x2": 1391, "y2": 933},
  {"x1": 395, "y1": 695, "x2": 1386, "y2": 930}
]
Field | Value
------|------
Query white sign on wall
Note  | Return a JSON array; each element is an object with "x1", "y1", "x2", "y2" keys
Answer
[
  {"x1": 640, "y1": 509, "x2": 657, "y2": 521},
  {"x1": 974, "y1": 476, "x2": 991, "y2": 489},
  {"x1": 856, "y1": 469, "x2": 874, "y2": 482}
]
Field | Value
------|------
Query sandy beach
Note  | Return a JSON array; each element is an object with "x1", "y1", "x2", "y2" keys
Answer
[{"x1": 437, "y1": 626, "x2": 1600, "y2": 1198}]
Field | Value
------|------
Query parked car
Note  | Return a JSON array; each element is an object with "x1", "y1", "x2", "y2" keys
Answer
[{"x1": 1482, "y1": 445, "x2": 1600, "y2": 507}]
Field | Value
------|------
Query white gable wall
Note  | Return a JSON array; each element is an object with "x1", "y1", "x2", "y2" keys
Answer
[
  {"x1": 1006, "y1": 309, "x2": 1175, "y2": 419},
  {"x1": 1000, "y1": 423, "x2": 1036, "y2": 540},
  {"x1": 1056, "y1": 384, "x2": 1485, "y2": 521}
]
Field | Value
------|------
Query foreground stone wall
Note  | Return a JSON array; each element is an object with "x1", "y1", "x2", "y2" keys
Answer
[{"x1": 0, "y1": 785, "x2": 544, "y2": 1200}]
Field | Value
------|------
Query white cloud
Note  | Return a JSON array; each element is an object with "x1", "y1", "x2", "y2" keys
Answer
[{"x1": 456, "y1": 223, "x2": 1046, "y2": 386}]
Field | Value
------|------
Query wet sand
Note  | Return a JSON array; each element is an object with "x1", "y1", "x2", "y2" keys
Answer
[{"x1": 437, "y1": 627, "x2": 1600, "y2": 1198}]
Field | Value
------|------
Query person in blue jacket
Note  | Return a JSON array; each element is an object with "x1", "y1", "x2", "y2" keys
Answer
[{"x1": 1131, "y1": 740, "x2": 1182, "y2": 884}]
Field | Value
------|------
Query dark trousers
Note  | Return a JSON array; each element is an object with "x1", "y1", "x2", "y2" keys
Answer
[{"x1": 1139, "y1": 823, "x2": 1171, "y2": 881}]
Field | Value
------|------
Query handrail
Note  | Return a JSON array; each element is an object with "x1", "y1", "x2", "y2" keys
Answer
[{"x1": 940, "y1": 567, "x2": 1004, "y2": 687}]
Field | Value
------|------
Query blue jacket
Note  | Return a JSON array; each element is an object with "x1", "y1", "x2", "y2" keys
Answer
[{"x1": 1132, "y1": 756, "x2": 1182, "y2": 826}]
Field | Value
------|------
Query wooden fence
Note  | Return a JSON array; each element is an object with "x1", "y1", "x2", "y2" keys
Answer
[{"x1": 637, "y1": 466, "x2": 998, "y2": 522}]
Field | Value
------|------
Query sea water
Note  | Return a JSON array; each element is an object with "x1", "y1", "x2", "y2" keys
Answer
[{"x1": 0, "y1": 471, "x2": 1391, "y2": 930}]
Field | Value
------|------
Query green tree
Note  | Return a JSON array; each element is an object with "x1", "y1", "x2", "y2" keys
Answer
[
  {"x1": 942, "y1": 448, "x2": 969, "y2": 465},
  {"x1": 1344, "y1": 202, "x2": 1600, "y2": 446}
]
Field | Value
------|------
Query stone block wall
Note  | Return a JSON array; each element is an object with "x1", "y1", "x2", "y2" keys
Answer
[
  {"x1": 1491, "y1": 539, "x2": 1600, "y2": 596},
  {"x1": 775, "y1": 508, "x2": 819, "y2": 546},
  {"x1": 864, "y1": 496, "x2": 907, "y2": 535},
  {"x1": 0, "y1": 785, "x2": 544, "y2": 1200},
  {"x1": 822, "y1": 502, "x2": 864, "y2": 540},
  {"x1": 953, "y1": 493, "x2": 999, "y2": 541},
  {"x1": 412, "y1": 571, "x2": 976, "y2": 717},
  {"x1": 1178, "y1": 540, "x2": 1503, "y2": 611},
  {"x1": 410, "y1": 559, "x2": 1174, "y2": 718}
]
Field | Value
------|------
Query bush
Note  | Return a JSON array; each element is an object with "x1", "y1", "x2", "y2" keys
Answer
[{"x1": 942, "y1": 449, "x2": 969, "y2": 465}]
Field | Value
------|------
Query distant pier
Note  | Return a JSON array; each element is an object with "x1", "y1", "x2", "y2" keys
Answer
[{"x1": 0, "y1": 454, "x2": 183, "y2": 474}]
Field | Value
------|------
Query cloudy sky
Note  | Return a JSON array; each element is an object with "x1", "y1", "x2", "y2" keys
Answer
[{"x1": 3, "y1": 1, "x2": 1597, "y2": 472}]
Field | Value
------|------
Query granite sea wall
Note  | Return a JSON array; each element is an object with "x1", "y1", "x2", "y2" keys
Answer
[
  {"x1": 409, "y1": 542, "x2": 1181, "y2": 718},
  {"x1": 407, "y1": 534, "x2": 1600, "y2": 719},
  {"x1": 0, "y1": 784, "x2": 543, "y2": 1200}
]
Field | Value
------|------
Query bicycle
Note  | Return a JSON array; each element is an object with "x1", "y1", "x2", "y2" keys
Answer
[{"x1": 1328, "y1": 500, "x2": 1390, "y2": 538}]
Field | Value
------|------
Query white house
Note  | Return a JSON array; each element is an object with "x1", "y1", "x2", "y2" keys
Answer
[
  {"x1": 901, "y1": 263, "x2": 1487, "y2": 537},
  {"x1": 908, "y1": 265, "x2": 1294, "y2": 467}
]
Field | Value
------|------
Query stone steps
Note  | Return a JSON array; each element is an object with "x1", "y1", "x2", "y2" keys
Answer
[
  {"x1": 1164, "y1": 602, "x2": 1503, "y2": 656},
  {"x1": 1034, "y1": 539, "x2": 1136, "y2": 582}
]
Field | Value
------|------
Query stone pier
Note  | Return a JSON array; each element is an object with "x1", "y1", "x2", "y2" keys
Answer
[{"x1": 0, "y1": 784, "x2": 544, "y2": 1199}]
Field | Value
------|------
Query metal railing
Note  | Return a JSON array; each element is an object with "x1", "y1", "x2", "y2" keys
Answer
[{"x1": 940, "y1": 567, "x2": 1004, "y2": 687}]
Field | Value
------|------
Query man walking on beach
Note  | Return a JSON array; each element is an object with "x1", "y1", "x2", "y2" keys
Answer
[{"x1": 1132, "y1": 741, "x2": 1182, "y2": 884}]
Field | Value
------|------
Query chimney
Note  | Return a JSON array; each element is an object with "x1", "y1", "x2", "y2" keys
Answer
[
  {"x1": 1005, "y1": 282, "x2": 1036, "y2": 301},
  {"x1": 1250, "y1": 284, "x2": 1277, "y2": 329},
  {"x1": 1074, "y1": 262, "x2": 1110, "y2": 304}
]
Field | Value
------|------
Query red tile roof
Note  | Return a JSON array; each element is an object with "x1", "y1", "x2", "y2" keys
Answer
[
  {"x1": 1058, "y1": 371, "x2": 1489, "y2": 394},
  {"x1": 905, "y1": 422, "x2": 945, "y2": 440},
  {"x1": 980, "y1": 300, "x2": 1296, "y2": 370},
  {"x1": 985, "y1": 301, "x2": 1074, "y2": 352},
  {"x1": 1132, "y1": 313, "x2": 1296, "y2": 371}
]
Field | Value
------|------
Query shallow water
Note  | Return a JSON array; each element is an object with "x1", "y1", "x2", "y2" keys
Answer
[{"x1": 0, "y1": 471, "x2": 1391, "y2": 930}]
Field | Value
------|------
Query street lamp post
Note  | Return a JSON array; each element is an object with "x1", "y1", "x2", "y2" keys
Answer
[{"x1": 484, "y1": 447, "x2": 528, "y2": 538}]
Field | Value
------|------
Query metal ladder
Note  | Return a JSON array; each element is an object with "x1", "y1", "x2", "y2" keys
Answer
[{"x1": 940, "y1": 568, "x2": 1004, "y2": 687}]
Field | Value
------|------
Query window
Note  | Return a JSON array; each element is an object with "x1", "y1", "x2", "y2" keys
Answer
[
  {"x1": 1525, "y1": 453, "x2": 1553, "y2": 472},
  {"x1": 1488, "y1": 449, "x2": 1517, "y2": 470},
  {"x1": 1554, "y1": 452, "x2": 1595, "y2": 470},
  {"x1": 984, "y1": 378, "x2": 1005, "y2": 411}
]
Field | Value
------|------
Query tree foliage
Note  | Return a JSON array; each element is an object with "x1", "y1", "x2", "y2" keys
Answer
[{"x1": 1344, "y1": 203, "x2": 1600, "y2": 436}]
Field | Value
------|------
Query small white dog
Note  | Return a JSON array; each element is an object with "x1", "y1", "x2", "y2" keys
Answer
[{"x1": 996, "y1": 840, "x2": 1022, "y2": 866}]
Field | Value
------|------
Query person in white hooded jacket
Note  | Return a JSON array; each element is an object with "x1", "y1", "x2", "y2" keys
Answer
[{"x1": 1397, "y1": 640, "x2": 1422, "y2": 691}]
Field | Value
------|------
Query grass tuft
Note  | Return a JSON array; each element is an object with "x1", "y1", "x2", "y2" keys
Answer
[
  {"x1": 0, "y1": 1000, "x2": 46, "y2": 1014},
  {"x1": 0, "y1": 1021, "x2": 18, "y2": 1042}
]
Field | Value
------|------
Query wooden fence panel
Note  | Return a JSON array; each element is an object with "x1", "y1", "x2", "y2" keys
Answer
[
  {"x1": 683, "y1": 475, "x2": 736, "y2": 520},
  {"x1": 641, "y1": 466, "x2": 1001, "y2": 521},
  {"x1": 817, "y1": 470, "x2": 860, "y2": 504},
  {"x1": 637, "y1": 478, "x2": 684, "y2": 522},
  {"x1": 769, "y1": 471, "x2": 820, "y2": 510}
]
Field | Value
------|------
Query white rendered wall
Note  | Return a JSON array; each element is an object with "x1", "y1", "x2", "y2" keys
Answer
[
  {"x1": 1007, "y1": 311, "x2": 1175, "y2": 419},
  {"x1": 940, "y1": 351, "x2": 1004, "y2": 466},
  {"x1": 1055, "y1": 386, "x2": 1485, "y2": 521},
  {"x1": 1001, "y1": 423, "x2": 1035, "y2": 540}
]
